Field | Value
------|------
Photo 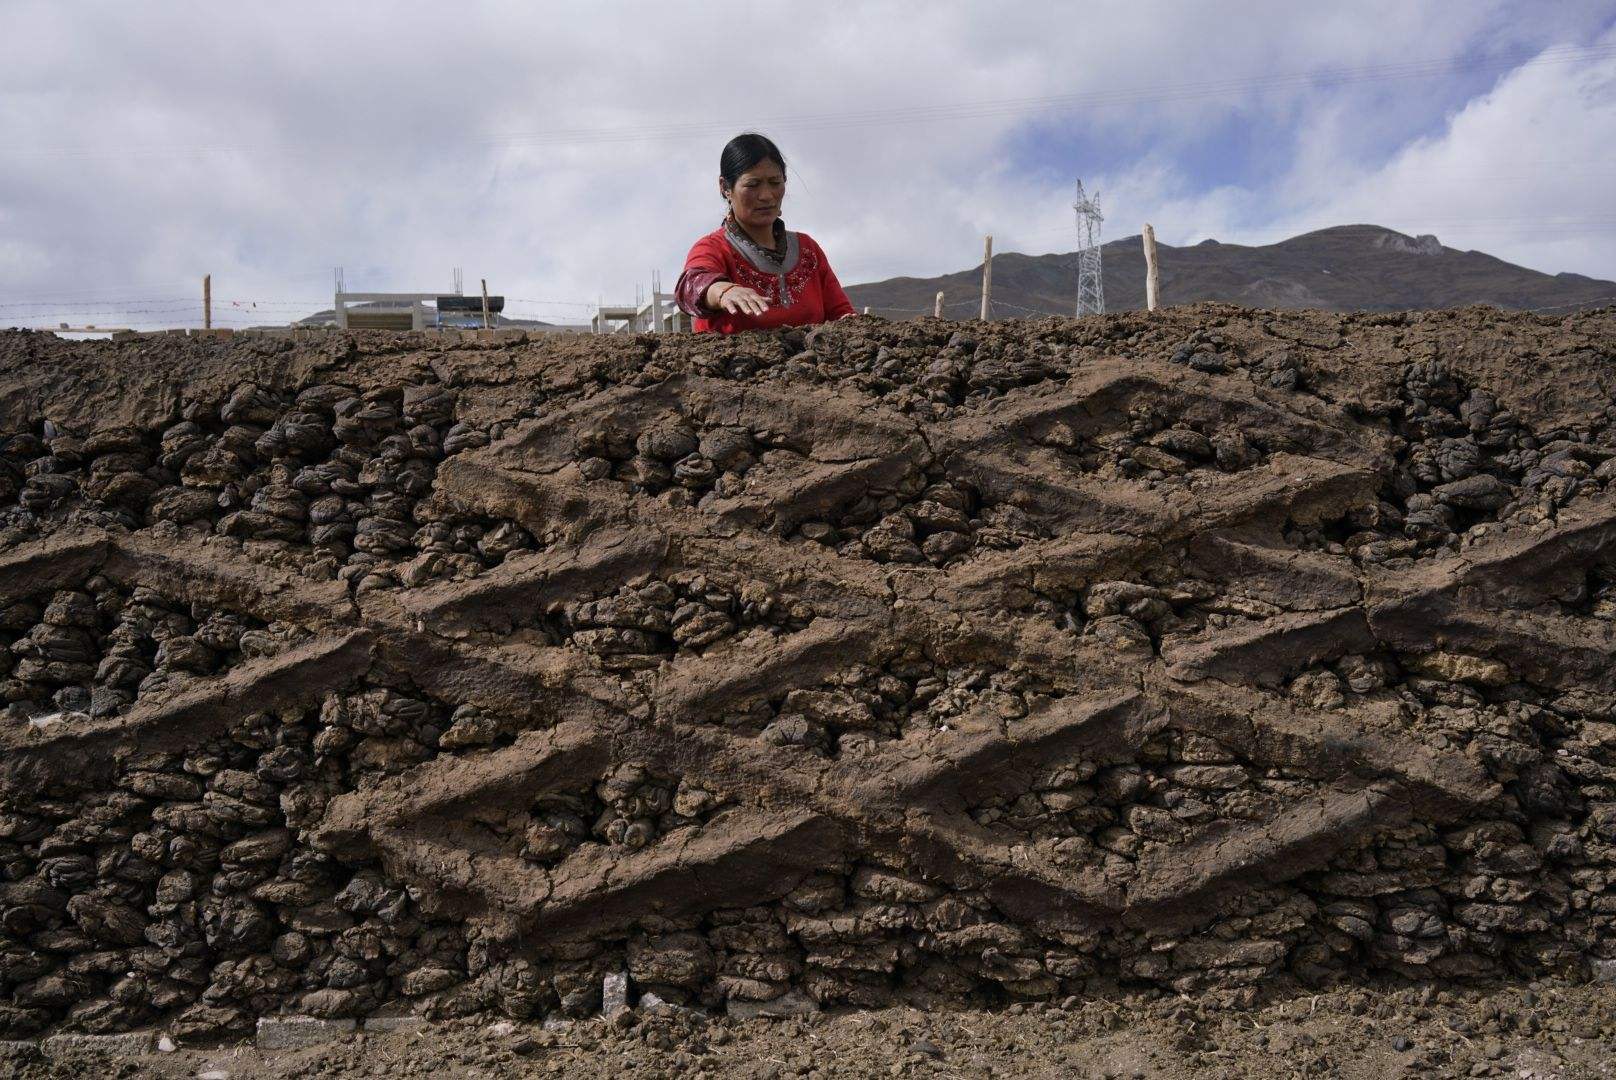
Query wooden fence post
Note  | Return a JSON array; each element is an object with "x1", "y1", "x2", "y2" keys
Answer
[
  {"x1": 1142, "y1": 225, "x2": 1160, "y2": 312},
  {"x1": 203, "y1": 275, "x2": 211, "y2": 330},
  {"x1": 980, "y1": 235, "x2": 993, "y2": 321},
  {"x1": 934, "y1": 291, "x2": 944, "y2": 318},
  {"x1": 480, "y1": 279, "x2": 491, "y2": 330}
]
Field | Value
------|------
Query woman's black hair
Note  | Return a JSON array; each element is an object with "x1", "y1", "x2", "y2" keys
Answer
[{"x1": 720, "y1": 133, "x2": 786, "y2": 193}]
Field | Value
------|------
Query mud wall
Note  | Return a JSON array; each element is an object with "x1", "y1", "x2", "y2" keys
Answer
[{"x1": 0, "y1": 306, "x2": 1613, "y2": 1038}]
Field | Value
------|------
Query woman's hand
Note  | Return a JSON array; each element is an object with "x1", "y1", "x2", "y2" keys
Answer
[{"x1": 706, "y1": 281, "x2": 771, "y2": 317}]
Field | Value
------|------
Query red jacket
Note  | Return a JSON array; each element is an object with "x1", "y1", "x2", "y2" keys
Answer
[{"x1": 675, "y1": 225, "x2": 855, "y2": 334}]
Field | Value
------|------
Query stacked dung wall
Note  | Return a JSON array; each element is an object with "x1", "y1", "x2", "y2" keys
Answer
[{"x1": 0, "y1": 306, "x2": 1613, "y2": 1038}]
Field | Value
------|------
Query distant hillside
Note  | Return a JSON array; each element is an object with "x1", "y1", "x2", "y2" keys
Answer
[{"x1": 844, "y1": 225, "x2": 1616, "y2": 318}]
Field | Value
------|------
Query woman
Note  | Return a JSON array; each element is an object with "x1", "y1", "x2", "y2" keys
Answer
[{"x1": 675, "y1": 133, "x2": 856, "y2": 334}]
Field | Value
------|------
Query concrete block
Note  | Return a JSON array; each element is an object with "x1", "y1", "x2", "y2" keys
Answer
[
  {"x1": 255, "y1": 1016, "x2": 356, "y2": 1050},
  {"x1": 1591, "y1": 957, "x2": 1616, "y2": 984},
  {"x1": 602, "y1": 971, "x2": 630, "y2": 1015},
  {"x1": 42, "y1": 1030, "x2": 156, "y2": 1057},
  {"x1": 726, "y1": 991, "x2": 820, "y2": 1020}
]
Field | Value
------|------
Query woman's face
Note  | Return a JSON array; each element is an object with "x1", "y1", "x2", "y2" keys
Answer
[{"x1": 725, "y1": 159, "x2": 785, "y2": 230}]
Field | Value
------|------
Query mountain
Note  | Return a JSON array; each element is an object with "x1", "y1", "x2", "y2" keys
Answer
[{"x1": 843, "y1": 224, "x2": 1616, "y2": 318}]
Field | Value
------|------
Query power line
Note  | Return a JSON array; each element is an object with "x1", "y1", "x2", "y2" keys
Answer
[
  {"x1": 991, "y1": 299, "x2": 1073, "y2": 317},
  {"x1": 2, "y1": 306, "x2": 202, "y2": 319},
  {"x1": 12, "y1": 43, "x2": 1614, "y2": 160},
  {"x1": 0, "y1": 296, "x2": 602, "y2": 317},
  {"x1": 1004, "y1": 215, "x2": 1616, "y2": 247},
  {"x1": 0, "y1": 298, "x2": 195, "y2": 309},
  {"x1": 1527, "y1": 294, "x2": 1616, "y2": 312},
  {"x1": 0, "y1": 282, "x2": 202, "y2": 301},
  {"x1": 476, "y1": 43, "x2": 1616, "y2": 151},
  {"x1": 0, "y1": 270, "x2": 337, "y2": 304},
  {"x1": 219, "y1": 299, "x2": 330, "y2": 307}
]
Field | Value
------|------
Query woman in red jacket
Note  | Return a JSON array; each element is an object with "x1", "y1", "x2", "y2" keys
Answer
[{"x1": 675, "y1": 133, "x2": 856, "y2": 334}]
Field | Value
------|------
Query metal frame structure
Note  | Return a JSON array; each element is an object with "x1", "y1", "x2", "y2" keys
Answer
[
  {"x1": 1073, "y1": 180, "x2": 1105, "y2": 317},
  {"x1": 591, "y1": 276, "x2": 689, "y2": 334}
]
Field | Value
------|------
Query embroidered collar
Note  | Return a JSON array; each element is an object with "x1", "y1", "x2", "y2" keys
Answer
[{"x1": 724, "y1": 214, "x2": 801, "y2": 278}]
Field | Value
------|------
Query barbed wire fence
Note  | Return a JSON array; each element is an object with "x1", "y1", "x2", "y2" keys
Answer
[
  {"x1": 3, "y1": 261, "x2": 1614, "y2": 334},
  {"x1": 852, "y1": 233, "x2": 1616, "y2": 323},
  {"x1": 0, "y1": 291, "x2": 604, "y2": 333},
  {"x1": 1521, "y1": 294, "x2": 1616, "y2": 314}
]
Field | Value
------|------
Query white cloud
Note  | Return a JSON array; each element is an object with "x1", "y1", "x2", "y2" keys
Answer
[
  {"x1": 1023, "y1": 25, "x2": 1616, "y2": 282},
  {"x1": 1295, "y1": 28, "x2": 1616, "y2": 279},
  {"x1": 1, "y1": 0, "x2": 1612, "y2": 328}
]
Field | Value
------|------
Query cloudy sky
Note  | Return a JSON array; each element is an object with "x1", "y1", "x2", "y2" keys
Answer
[{"x1": 2, "y1": 1, "x2": 1614, "y2": 328}]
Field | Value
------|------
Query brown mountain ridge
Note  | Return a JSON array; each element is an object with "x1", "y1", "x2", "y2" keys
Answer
[{"x1": 844, "y1": 224, "x2": 1616, "y2": 318}]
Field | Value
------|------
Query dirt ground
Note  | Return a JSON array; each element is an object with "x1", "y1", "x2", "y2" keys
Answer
[{"x1": 4, "y1": 980, "x2": 1616, "y2": 1079}]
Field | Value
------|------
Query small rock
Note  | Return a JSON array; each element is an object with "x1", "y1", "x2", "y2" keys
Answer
[
  {"x1": 1433, "y1": 473, "x2": 1512, "y2": 511},
  {"x1": 726, "y1": 990, "x2": 820, "y2": 1020},
  {"x1": 363, "y1": 1016, "x2": 425, "y2": 1034},
  {"x1": 799, "y1": 521, "x2": 836, "y2": 543},
  {"x1": 1131, "y1": 445, "x2": 1188, "y2": 474},
  {"x1": 1405, "y1": 650, "x2": 1511, "y2": 687}
]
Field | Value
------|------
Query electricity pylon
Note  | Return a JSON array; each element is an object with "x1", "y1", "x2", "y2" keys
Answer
[{"x1": 1073, "y1": 180, "x2": 1105, "y2": 317}]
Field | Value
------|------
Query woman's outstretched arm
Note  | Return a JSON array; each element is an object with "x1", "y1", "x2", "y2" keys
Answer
[{"x1": 674, "y1": 235, "x2": 729, "y2": 316}]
